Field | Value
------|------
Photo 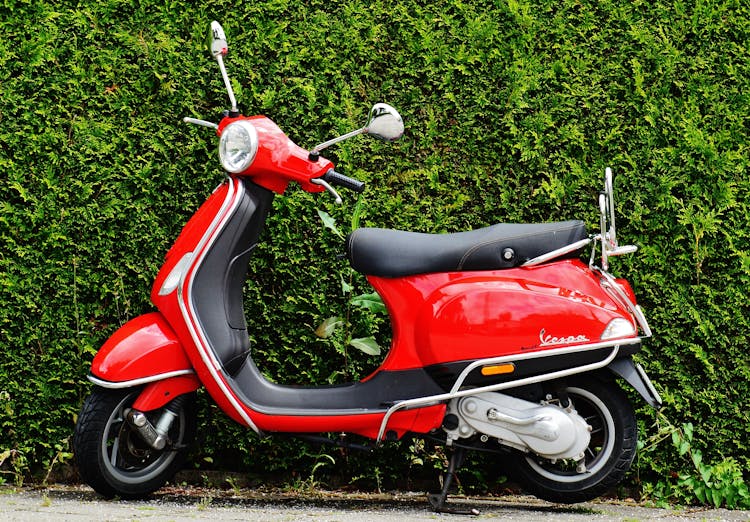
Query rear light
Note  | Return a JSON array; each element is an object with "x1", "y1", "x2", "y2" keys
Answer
[{"x1": 601, "y1": 317, "x2": 637, "y2": 340}]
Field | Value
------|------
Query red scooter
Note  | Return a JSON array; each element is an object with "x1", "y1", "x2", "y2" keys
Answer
[{"x1": 73, "y1": 21, "x2": 661, "y2": 512}]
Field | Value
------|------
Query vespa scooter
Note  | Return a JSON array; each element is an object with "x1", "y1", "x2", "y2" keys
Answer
[{"x1": 73, "y1": 21, "x2": 661, "y2": 512}]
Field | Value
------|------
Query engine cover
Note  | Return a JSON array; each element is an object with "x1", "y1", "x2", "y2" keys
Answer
[{"x1": 445, "y1": 392, "x2": 591, "y2": 460}]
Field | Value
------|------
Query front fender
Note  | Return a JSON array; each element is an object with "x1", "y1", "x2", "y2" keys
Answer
[{"x1": 90, "y1": 312, "x2": 194, "y2": 385}]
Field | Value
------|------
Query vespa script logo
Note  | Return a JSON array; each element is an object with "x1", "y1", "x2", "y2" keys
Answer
[{"x1": 539, "y1": 328, "x2": 590, "y2": 347}]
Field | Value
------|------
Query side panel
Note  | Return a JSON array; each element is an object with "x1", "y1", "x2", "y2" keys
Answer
[
  {"x1": 371, "y1": 259, "x2": 637, "y2": 371},
  {"x1": 91, "y1": 312, "x2": 193, "y2": 383}
]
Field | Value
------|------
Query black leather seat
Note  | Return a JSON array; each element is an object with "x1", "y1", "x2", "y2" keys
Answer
[{"x1": 347, "y1": 220, "x2": 587, "y2": 277}]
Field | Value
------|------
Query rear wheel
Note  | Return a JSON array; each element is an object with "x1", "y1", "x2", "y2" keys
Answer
[
  {"x1": 73, "y1": 387, "x2": 196, "y2": 498},
  {"x1": 510, "y1": 378, "x2": 637, "y2": 503}
]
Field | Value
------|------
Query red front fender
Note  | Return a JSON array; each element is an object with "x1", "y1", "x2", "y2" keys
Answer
[
  {"x1": 90, "y1": 313, "x2": 201, "y2": 411},
  {"x1": 91, "y1": 312, "x2": 195, "y2": 385}
]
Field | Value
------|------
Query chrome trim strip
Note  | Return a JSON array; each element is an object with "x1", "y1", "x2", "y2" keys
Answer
[
  {"x1": 375, "y1": 343, "x2": 623, "y2": 442},
  {"x1": 598, "y1": 269, "x2": 652, "y2": 337},
  {"x1": 635, "y1": 361, "x2": 662, "y2": 407},
  {"x1": 178, "y1": 179, "x2": 262, "y2": 433},
  {"x1": 87, "y1": 370, "x2": 194, "y2": 389},
  {"x1": 634, "y1": 305, "x2": 652, "y2": 338},
  {"x1": 247, "y1": 405, "x2": 386, "y2": 417},
  {"x1": 521, "y1": 238, "x2": 592, "y2": 267}
]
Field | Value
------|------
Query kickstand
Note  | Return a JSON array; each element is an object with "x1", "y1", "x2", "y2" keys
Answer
[{"x1": 427, "y1": 446, "x2": 479, "y2": 515}]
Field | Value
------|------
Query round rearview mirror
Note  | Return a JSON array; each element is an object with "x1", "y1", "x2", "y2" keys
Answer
[
  {"x1": 208, "y1": 21, "x2": 228, "y2": 59},
  {"x1": 366, "y1": 103, "x2": 404, "y2": 142}
]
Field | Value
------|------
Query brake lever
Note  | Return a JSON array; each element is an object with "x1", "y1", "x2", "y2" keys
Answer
[{"x1": 310, "y1": 178, "x2": 342, "y2": 205}]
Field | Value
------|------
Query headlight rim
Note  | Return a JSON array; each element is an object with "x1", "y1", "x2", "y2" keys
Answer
[{"x1": 218, "y1": 119, "x2": 259, "y2": 174}]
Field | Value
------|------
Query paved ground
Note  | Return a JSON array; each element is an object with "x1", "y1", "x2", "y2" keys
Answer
[{"x1": 1, "y1": 485, "x2": 749, "y2": 521}]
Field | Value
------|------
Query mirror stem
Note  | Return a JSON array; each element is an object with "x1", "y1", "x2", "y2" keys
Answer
[
  {"x1": 311, "y1": 127, "x2": 366, "y2": 155},
  {"x1": 215, "y1": 54, "x2": 238, "y2": 113}
]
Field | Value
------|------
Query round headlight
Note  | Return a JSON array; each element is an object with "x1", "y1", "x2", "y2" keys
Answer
[{"x1": 219, "y1": 120, "x2": 259, "y2": 173}]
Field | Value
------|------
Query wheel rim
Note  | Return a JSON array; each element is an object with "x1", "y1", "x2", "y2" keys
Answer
[
  {"x1": 100, "y1": 392, "x2": 185, "y2": 485},
  {"x1": 524, "y1": 386, "x2": 616, "y2": 483}
]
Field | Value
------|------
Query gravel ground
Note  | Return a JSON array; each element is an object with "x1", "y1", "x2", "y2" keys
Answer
[{"x1": 1, "y1": 485, "x2": 749, "y2": 522}]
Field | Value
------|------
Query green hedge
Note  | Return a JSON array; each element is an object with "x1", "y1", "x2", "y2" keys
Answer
[{"x1": 1, "y1": 0, "x2": 748, "y2": 505}]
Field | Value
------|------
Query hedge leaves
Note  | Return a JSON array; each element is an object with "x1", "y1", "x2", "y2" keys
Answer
[{"x1": 1, "y1": 0, "x2": 748, "y2": 499}]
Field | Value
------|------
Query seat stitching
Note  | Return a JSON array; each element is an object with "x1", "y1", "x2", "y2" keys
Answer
[{"x1": 456, "y1": 223, "x2": 583, "y2": 270}]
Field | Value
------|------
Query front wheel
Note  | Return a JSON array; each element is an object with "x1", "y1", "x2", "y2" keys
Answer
[
  {"x1": 509, "y1": 377, "x2": 637, "y2": 503},
  {"x1": 73, "y1": 387, "x2": 196, "y2": 498}
]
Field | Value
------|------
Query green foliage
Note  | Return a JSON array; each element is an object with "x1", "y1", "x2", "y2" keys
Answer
[
  {"x1": 640, "y1": 417, "x2": 750, "y2": 509},
  {"x1": 0, "y1": 449, "x2": 26, "y2": 486},
  {"x1": 313, "y1": 210, "x2": 387, "y2": 379},
  {"x1": 1, "y1": 0, "x2": 749, "y2": 506},
  {"x1": 285, "y1": 452, "x2": 336, "y2": 493}
]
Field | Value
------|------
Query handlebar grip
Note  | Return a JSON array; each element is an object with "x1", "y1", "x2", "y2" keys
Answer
[{"x1": 322, "y1": 169, "x2": 366, "y2": 193}]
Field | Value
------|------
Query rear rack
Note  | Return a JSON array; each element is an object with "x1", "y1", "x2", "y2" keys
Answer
[{"x1": 521, "y1": 237, "x2": 592, "y2": 267}]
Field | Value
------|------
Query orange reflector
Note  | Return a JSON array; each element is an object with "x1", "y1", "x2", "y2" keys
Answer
[{"x1": 481, "y1": 363, "x2": 516, "y2": 376}]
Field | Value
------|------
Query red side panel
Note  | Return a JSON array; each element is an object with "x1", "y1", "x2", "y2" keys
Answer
[
  {"x1": 370, "y1": 259, "x2": 636, "y2": 371},
  {"x1": 91, "y1": 312, "x2": 192, "y2": 382}
]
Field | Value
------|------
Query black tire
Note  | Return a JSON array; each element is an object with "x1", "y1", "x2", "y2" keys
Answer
[
  {"x1": 73, "y1": 387, "x2": 196, "y2": 499},
  {"x1": 510, "y1": 377, "x2": 637, "y2": 503}
]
